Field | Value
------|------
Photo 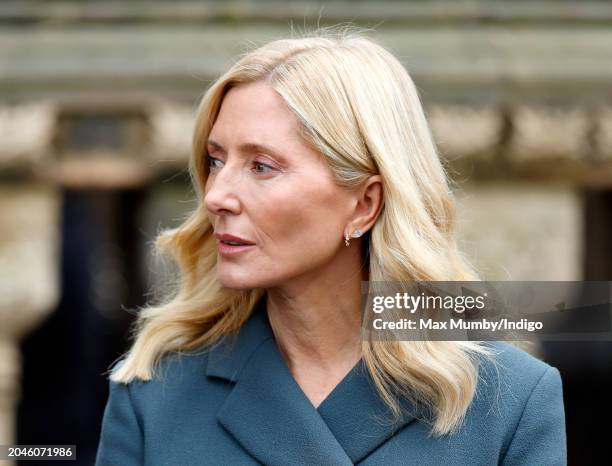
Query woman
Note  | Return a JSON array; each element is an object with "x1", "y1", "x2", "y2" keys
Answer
[{"x1": 95, "y1": 27, "x2": 566, "y2": 465}]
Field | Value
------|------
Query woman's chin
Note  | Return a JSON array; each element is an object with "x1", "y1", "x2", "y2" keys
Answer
[{"x1": 216, "y1": 270, "x2": 255, "y2": 290}]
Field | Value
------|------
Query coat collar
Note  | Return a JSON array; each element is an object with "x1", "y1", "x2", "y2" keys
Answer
[{"x1": 206, "y1": 296, "x2": 417, "y2": 465}]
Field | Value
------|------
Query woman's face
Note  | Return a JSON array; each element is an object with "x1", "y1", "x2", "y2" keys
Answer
[{"x1": 203, "y1": 81, "x2": 361, "y2": 290}]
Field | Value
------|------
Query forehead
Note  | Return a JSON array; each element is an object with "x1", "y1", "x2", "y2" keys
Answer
[{"x1": 209, "y1": 82, "x2": 301, "y2": 145}]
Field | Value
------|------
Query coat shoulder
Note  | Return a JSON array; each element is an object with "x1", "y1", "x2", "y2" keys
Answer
[
  {"x1": 96, "y1": 348, "x2": 219, "y2": 466},
  {"x1": 480, "y1": 341, "x2": 554, "y2": 382},
  {"x1": 474, "y1": 343, "x2": 566, "y2": 465},
  {"x1": 475, "y1": 341, "x2": 560, "y2": 406},
  {"x1": 107, "y1": 346, "x2": 214, "y2": 401},
  {"x1": 469, "y1": 342, "x2": 563, "y2": 435}
]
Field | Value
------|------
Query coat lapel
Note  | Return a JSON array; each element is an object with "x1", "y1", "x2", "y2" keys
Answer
[
  {"x1": 315, "y1": 359, "x2": 417, "y2": 463},
  {"x1": 206, "y1": 297, "x2": 417, "y2": 465}
]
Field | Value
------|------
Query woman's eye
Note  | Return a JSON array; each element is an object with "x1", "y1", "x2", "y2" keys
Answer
[
  {"x1": 252, "y1": 161, "x2": 275, "y2": 174},
  {"x1": 206, "y1": 155, "x2": 274, "y2": 174},
  {"x1": 206, "y1": 155, "x2": 223, "y2": 170}
]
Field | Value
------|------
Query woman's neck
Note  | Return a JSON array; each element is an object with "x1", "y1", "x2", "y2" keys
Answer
[{"x1": 265, "y1": 261, "x2": 366, "y2": 374}]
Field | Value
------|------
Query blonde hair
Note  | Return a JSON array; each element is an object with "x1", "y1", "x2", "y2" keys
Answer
[{"x1": 111, "y1": 25, "x2": 492, "y2": 436}]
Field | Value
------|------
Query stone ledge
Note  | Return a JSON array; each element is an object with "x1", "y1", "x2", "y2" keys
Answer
[
  {"x1": 2, "y1": 101, "x2": 612, "y2": 186},
  {"x1": 2, "y1": 21, "x2": 612, "y2": 102},
  {"x1": 2, "y1": 1, "x2": 612, "y2": 25}
]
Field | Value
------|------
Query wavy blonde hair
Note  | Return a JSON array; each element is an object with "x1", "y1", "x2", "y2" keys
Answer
[{"x1": 111, "y1": 25, "x2": 492, "y2": 436}]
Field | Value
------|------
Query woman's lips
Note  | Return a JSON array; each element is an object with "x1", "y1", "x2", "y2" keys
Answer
[{"x1": 218, "y1": 242, "x2": 256, "y2": 256}]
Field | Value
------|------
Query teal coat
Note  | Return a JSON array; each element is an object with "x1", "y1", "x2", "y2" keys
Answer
[{"x1": 95, "y1": 299, "x2": 566, "y2": 465}]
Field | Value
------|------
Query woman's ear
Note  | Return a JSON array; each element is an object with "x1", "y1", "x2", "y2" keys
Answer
[{"x1": 349, "y1": 175, "x2": 384, "y2": 233}]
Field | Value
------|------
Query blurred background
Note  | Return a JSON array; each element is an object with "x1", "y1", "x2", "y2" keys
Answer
[{"x1": 0, "y1": 0, "x2": 611, "y2": 465}]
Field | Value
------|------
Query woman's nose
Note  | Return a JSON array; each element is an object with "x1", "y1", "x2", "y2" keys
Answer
[{"x1": 203, "y1": 165, "x2": 242, "y2": 216}]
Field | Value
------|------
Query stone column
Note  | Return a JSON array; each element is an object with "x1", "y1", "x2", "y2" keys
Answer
[
  {"x1": 0, "y1": 185, "x2": 60, "y2": 463},
  {"x1": 0, "y1": 102, "x2": 59, "y2": 465}
]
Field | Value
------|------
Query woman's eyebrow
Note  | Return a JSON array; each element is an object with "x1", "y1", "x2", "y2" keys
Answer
[{"x1": 207, "y1": 139, "x2": 288, "y2": 163}]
